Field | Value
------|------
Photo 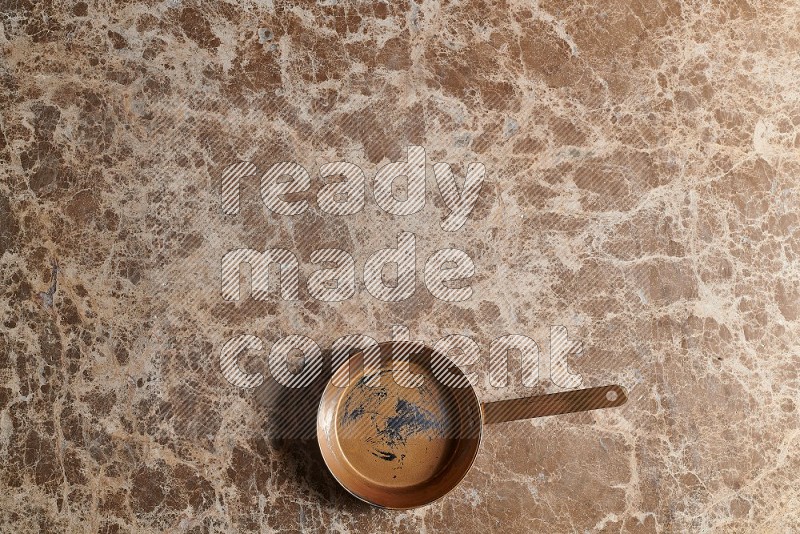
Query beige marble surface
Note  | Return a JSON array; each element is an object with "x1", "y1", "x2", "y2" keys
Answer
[{"x1": 1, "y1": 0, "x2": 799, "y2": 532}]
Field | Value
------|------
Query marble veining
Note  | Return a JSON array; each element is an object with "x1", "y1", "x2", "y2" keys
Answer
[{"x1": 1, "y1": 0, "x2": 799, "y2": 532}]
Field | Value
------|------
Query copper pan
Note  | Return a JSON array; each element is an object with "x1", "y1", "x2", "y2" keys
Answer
[{"x1": 316, "y1": 341, "x2": 627, "y2": 509}]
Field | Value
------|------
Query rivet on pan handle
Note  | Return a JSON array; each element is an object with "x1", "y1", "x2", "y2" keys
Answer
[{"x1": 482, "y1": 385, "x2": 628, "y2": 425}]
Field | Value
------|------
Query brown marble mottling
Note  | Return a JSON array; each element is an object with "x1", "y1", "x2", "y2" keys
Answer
[{"x1": 1, "y1": 1, "x2": 799, "y2": 532}]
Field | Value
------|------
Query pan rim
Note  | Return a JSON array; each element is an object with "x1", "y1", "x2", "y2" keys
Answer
[{"x1": 315, "y1": 341, "x2": 485, "y2": 510}]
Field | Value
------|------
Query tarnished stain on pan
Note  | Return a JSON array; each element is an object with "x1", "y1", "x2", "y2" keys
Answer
[{"x1": 340, "y1": 370, "x2": 450, "y2": 465}]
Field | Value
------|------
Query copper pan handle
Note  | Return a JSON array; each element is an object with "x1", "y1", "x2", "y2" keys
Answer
[{"x1": 482, "y1": 385, "x2": 627, "y2": 425}]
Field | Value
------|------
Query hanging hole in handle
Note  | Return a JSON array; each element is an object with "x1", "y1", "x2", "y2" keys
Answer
[{"x1": 606, "y1": 390, "x2": 618, "y2": 402}]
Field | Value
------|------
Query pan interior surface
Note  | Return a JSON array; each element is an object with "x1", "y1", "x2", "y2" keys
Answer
[{"x1": 317, "y1": 345, "x2": 482, "y2": 509}]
